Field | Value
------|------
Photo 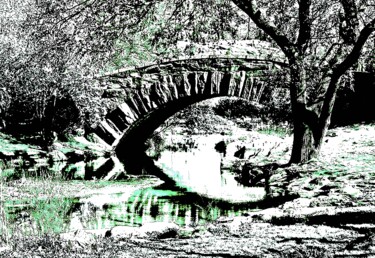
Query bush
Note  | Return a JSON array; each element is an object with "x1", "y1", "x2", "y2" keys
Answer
[
  {"x1": 213, "y1": 96, "x2": 292, "y2": 126},
  {"x1": 213, "y1": 98, "x2": 261, "y2": 119}
]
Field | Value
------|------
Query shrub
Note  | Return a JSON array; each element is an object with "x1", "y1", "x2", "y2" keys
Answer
[
  {"x1": 213, "y1": 96, "x2": 292, "y2": 126},
  {"x1": 213, "y1": 98, "x2": 262, "y2": 119}
]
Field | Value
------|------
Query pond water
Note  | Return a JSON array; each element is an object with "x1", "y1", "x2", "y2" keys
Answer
[{"x1": 2, "y1": 135, "x2": 268, "y2": 236}]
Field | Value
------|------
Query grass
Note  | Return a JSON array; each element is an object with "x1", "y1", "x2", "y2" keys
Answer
[
  {"x1": 0, "y1": 159, "x2": 162, "y2": 244},
  {"x1": 3, "y1": 197, "x2": 75, "y2": 237},
  {"x1": 1, "y1": 164, "x2": 71, "y2": 241},
  {"x1": 257, "y1": 126, "x2": 291, "y2": 137}
]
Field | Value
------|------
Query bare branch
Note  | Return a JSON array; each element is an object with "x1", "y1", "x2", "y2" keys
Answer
[
  {"x1": 319, "y1": 17, "x2": 375, "y2": 129},
  {"x1": 334, "y1": 17, "x2": 375, "y2": 76},
  {"x1": 231, "y1": 0, "x2": 294, "y2": 59}
]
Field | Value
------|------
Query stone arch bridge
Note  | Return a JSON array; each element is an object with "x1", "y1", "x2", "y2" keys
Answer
[{"x1": 93, "y1": 45, "x2": 286, "y2": 161}]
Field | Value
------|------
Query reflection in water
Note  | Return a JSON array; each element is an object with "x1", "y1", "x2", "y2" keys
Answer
[
  {"x1": 155, "y1": 145, "x2": 266, "y2": 203},
  {"x1": 67, "y1": 145, "x2": 266, "y2": 231},
  {"x1": 67, "y1": 184, "x2": 249, "y2": 232},
  {"x1": 3, "y1": 136, "x2": 269, "y2": 236}
]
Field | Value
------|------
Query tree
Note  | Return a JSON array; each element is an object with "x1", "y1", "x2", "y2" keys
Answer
[
  {"x1": 230, "y1": 0, "x2": 375, "y2": 163},
  {"x1": 4, "y1": 0, "x2": 254, "y2": 138},
  {"x1": 5, "y1": 0, "x2": 373, "y2": 162},
  {"x1": 0, "y1": 0, "x2": 106, "y2": 144}
]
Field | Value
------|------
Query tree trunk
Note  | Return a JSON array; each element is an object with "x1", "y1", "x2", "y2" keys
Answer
[
  {"x1": 289, "y1": 116, "x2": 321, "y2": 164},
  {"x1": 289, "y1": 70, "x2": 340, "y2": 164},
  {"x1": 288, "y1": 62, "x2": 324, "y2": 164}
]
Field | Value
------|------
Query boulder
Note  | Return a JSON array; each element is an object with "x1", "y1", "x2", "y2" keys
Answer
[
  {"x1": 234, "y1": 146, "x2": 246, "y2": 159},
  {"x1": 60, "y1": 229, "x2": 96, "y2": 249},
  {"x1": 241, "y1": 164, "x2": 264, "y2": 186},
  {"x1": 48, "y1": 150, "x2": 67, "y2": 162},
  {"x1": 65, "y1": 150, "x2": 85, "y2": 163},
  {"x1": 105, "y1": 226, "x2": 137, "y2": 239},
  {"x1": 138, "y1": 222, "x2": 179, "y2": 239}
]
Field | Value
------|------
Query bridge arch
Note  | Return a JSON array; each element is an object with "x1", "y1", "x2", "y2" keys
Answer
[{"x1": 93, "y1": 56, "x2": 287, "y2": 162}]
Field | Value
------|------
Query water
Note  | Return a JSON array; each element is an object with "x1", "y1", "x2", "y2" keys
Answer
[
  {"x1": 67, "y1": 184, "x2": 252, "y2": 232},
  {"x1": 2, "y1": 135, "x2": 268, "y2": 236},
  {"x1": 156, "y1": 150, "x2": 266, "y2": 203}
]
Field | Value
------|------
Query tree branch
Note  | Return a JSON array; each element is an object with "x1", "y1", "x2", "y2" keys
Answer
[
  {"x1": 319, "y1": 17, "x2": 375, "y2": 129},
  {"x1": 231, "y1": 0, "x2": 294, "y2": 59},
  {"x1": 334, "y1": 17, "x2": 375, "y2": 77},
  {"x1": 297, "y1": 0, "x2": 312, "y2": 53}
]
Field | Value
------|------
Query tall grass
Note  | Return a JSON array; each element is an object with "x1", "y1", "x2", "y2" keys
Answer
[
  {"x1": 257, "y1": 125, "x2": 291, "y2": 137},
  {"x1": 0, "y1": 163, "x2": 77, "y2": 242},
  {"x1": 0, "y1": 161, "x2": 10, "y2": 245}
]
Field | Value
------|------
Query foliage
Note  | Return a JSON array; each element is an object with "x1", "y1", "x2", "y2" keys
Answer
[
  {"x1": 0, "y1": 0, "x2": 115, "y2": 144},
  {"x1": 1, "y1": 0, "x2": 374, "y2": 162},
  {"x1": 213, "y1": 98, "x2": 261, "y2": 118},
  {"x1": 174, "y1": 104, "x2": 231, "y2": 134},
  {"x1": 213, "y1": 96, "x2": 292, "y2": 127}
]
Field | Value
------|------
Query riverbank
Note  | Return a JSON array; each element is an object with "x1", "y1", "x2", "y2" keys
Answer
[
  {"x1": 1, "y1": 206, "x2": 374, "y2": 257},
  {"x1": 1, "y1": 116, "x2": 375, "y2": 256}
]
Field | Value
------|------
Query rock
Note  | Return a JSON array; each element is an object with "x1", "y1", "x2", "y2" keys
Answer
[
  {"x1": 65, "y1": 150, "x2": 85, "y2": 162},
  {"x1": 226, "y1": 217, "x2": 247, "y2": 234},
  {"x1": 63, "y1": 161, "x2": 86, "y2": 180},
  {"x1": 192, "y1": 229, "x2": 213, "y2": 238},
  {"x1": 342, "y1": 185, "x2": 363, "y2": 197},
  {"x1": 0, "y1": 150, "x2": 15, "y2": 160},
  {"x1": 241, "y1": 164, "x2": 264, "y2": 186},
  {"x1": 326, "y1": 131, "x2": 338, "y2": 137},
  {"x1": 60, "y1": 229, "x2": 96, "y2": 248},
  {"x1": 138, "y1": 222, "x2": 179, "y2": 239},
  {"x1": 234, "y1": 146, "x2": 246, "y2": 159},
  {"x1": 207, "y1": 224, "x2": 230, "y2": 236},
  {"x1": 250, "y1": 208, "x2": 285, "y2": 222},
  {"x1": 282, "y1": 198, "x2": 312, "y2": 210},
  {"x1": 49, "y1": 150, "x2": 67, "y2": 161},
  {"x1": 105, "y1": 226, "x2": 137, "y2": 239},
  {"x1": 102, "y1": 88, "x2": 126, "y2": 99},
  {"x1": 214, "y1": 140, "x2": 227, "y2": 156}
]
